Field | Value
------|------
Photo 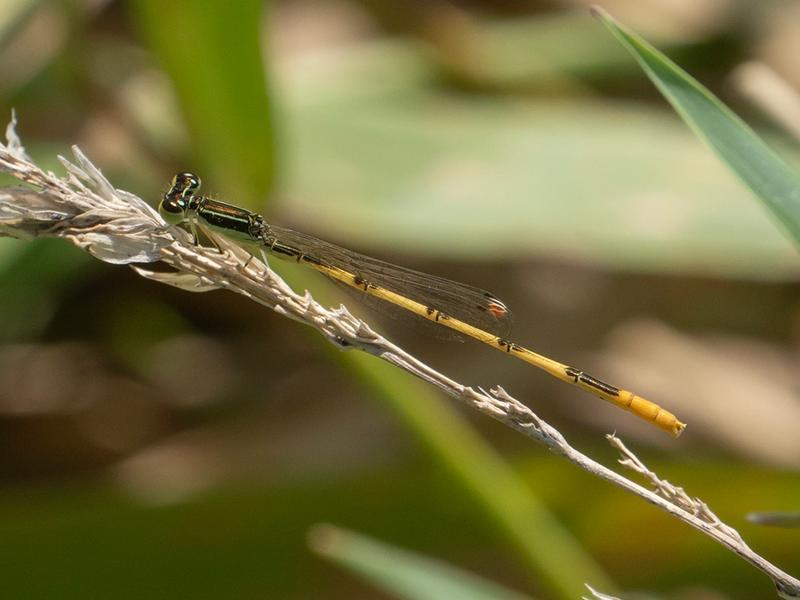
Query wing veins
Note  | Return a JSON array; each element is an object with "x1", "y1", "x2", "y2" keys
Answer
[{"x1": 267, "y1": 225, "x2": 513, "y2": 337}]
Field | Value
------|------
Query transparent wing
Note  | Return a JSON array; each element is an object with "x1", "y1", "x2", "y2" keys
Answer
[{"x1": 267, "y1": 225, "x2": 513, "y2": 338}]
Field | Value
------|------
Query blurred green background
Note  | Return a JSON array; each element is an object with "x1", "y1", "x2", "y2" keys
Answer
[{"x1": 1, "y1": 1, "x2": 799, "y2": 598}]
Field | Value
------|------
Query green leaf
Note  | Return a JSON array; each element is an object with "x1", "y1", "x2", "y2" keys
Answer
[
  {"x1": 129, "y1": 0, "x2": 275, "y2": 208},
  {"x1": 592, "y1": 6, "x2": 800, "y2": 249},
  {"x1": 279, "y1": 42, "x2": 799, "y2": 280},
  {"x1": 309, "y1": 524, "x2": 535, "y2": 600}
]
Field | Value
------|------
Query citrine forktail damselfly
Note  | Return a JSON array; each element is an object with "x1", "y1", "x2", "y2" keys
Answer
[{"x1": 159, "y1": 172, "x2": 686, "y2": 437}]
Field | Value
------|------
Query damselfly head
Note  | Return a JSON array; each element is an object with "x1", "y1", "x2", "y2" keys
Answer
[
  {"x1": 160, "y1": 172, "x2": 201, "y2": 224},
  {"x1": 172, "y1": 172, "x2": 201, "y2": 197}
]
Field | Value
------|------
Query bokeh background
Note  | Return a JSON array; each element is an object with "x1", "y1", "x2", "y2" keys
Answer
[{"x1": 1, "y1": 1, "x2": 799, "y2": 598}]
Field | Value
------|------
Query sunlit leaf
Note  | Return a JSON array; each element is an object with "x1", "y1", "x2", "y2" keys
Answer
[
  {"x1": 130, "y1": 0, "x2": 275, "y2": 208},
  {"x1": 278, "y1": 42, "x2": 799, "y2": 280},
  {"x1": 593, "y1": 7, "x2": 800, "y2": 250},
  {"x1": 310, "y1": 524, "x2": 534, "y2": 600}
]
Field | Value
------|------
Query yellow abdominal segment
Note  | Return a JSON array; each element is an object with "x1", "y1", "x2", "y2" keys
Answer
[{"x1": 311, "y1": 261, "x2": 685, "y2": 438}]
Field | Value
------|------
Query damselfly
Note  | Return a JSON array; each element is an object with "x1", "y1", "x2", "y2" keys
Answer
[{"x1": 159, "y1": 172, "x2": 685, "y2": 437}]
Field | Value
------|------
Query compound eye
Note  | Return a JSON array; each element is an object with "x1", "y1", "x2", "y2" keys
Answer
[
  {"x1": 161, "y1": 196, "x2": 183, "y2": 214},
  {"x1": 174, "y1": 172, "x2": 201, "y2": 196},
  {"x1": 159, "y1": 195, "x2": 186, "y2": 224}
]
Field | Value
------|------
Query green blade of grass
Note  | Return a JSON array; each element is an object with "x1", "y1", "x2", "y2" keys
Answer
[
  {"x1": 129, "y1": 0, "x2": 275, "y2": 208},
  {"x1": 309, "y1": 524, "x2": 535, "y2": 600},
  {"x1": 593, "y1": 6, "x2": 800, "y2": 248}
]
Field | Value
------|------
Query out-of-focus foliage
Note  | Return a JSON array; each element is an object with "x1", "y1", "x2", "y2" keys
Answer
[
  {"x1": 129, "y1": 0, "x2": 276, "y2": 207},
  {"x1": 595, "y1": 7, "x2": 800, "y2": 251},
  {"x1": 308, "y1": 524, "x2": 534, "y2": 600},
  {"x1": 1, "y1": 1, "x2": 799, "y2": 599}
]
